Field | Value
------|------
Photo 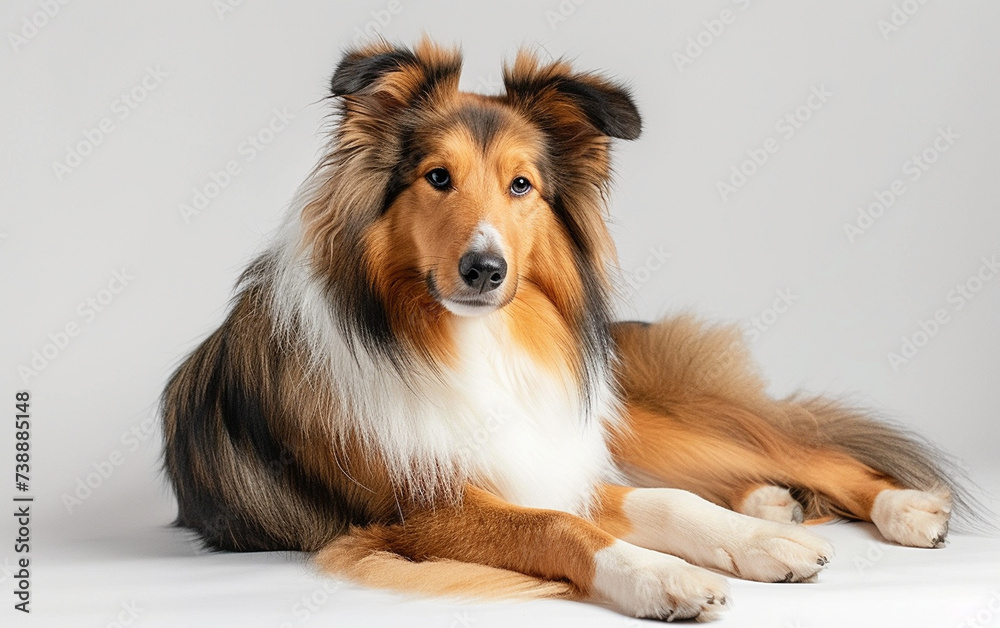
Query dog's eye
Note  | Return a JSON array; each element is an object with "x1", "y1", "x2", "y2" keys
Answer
[
  {"x1": 510, "y1": 176, "x2": 532, "y2": 196},
  {"x1": 425, "y1": 168, "x2": 451, "y2": 190}
]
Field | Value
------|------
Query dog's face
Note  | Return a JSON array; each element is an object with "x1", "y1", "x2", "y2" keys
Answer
[
  {"x1": 303, "y1": 40, "x2": 641, "y2": 358},
  {"x1": 368, "y1": 98, "x2": 552, "y2": 317}
]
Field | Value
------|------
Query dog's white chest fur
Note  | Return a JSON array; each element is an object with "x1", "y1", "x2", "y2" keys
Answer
[
  {"x1": 270, "y1": 249, "x2": 620, "y2": 515},
  {"x1": 337, "y1": 315, "x2": 619, "y2": 516},
  {"x1": 434, "y1": 317, "x2": 620, "y2": 514}
]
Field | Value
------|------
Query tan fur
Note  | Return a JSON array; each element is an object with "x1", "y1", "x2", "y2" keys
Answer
[
  {"x1": 317, "y1": 529, "x2": 579, "y2": 600},
  {"x1": 317, "y1": 486, "x2": 609, "y2": 599},
  {"x1": 610, "y1": 317, "x2": 951, "y2": 523},
  {"x1": 590, "y1": 484, "x2": 635, "y2": 539}
]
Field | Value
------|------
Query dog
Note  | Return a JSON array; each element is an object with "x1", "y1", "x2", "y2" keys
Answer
[{"x1": 161, "y1": 39, "x2": 962, "y2": 620}]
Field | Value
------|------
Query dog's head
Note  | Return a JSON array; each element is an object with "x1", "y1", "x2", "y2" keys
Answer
[{"x1": 302, "y1": 39, "x2": 640, "y2": 365}]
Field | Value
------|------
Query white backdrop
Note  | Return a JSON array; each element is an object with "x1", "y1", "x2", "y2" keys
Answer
[{"x1": 2, "y1": 1, "x2": 999, "y2": 626}]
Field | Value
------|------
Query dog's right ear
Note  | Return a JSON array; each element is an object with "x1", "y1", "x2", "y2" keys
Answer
[
  {"x1": 330, "y1": 48, "x2": 418, "y2": 96},
  {"x1": 329, "y1": 39, "x2": 462, "y2": 104}
]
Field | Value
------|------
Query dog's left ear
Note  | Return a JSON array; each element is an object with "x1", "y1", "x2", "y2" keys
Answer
[{"x1": 502, "y1": 51, "x2": 641, "y2": 140}]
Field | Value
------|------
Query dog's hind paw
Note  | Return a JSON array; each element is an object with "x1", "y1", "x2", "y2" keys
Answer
[
  {"x1": 738, "y1": 486, "x2": 805, "y2": 524},
  {"x1": 871, "y1": 488, "x2": 951, "y2": 548}
]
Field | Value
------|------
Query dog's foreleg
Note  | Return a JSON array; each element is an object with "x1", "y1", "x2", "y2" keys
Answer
[
  {"x1": 345, "y1": 485, "x2": 731, "y2": 620},
  {"x1": 592, "y1": 485, "x2": 834, "y2": 583}
]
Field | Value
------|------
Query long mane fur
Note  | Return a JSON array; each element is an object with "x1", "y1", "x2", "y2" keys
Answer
[{"x1": 160, "y1": 39, "x2": 642, "y2": 551}]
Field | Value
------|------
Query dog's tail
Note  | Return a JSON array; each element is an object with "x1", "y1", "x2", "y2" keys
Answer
[
  {"x1": 777, "y1": 395, "x2": 987, "y2": 527},
  {"x1": 316, "y1": 526, "x2": 580, "y2": 601},
  {"x1": 612, "y1": 315, "x2": 993, "y2": 531}
]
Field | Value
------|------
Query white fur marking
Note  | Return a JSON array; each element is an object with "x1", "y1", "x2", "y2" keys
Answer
[
  {"x1": 440, "y1": 298, "x2": 498, "y2": 318},
  {"x1": 468, "y1": 221, "x2": 504, "y2": 255},
  {"x1": 592, "y1": 540, "x2": 729, "y2": 620},
  {"x1": 871, "y1": 488, "x2": 951, "y2": 548},
  {"x1": 620, "y1": 488, "x2": 834, "y2": 583},
  {"x1": 738, "y1": 485, "x2": 805, "y2": 523}
]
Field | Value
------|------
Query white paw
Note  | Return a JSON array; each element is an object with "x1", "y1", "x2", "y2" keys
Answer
[
  {"x1": 592, "y1": 541, "x2": 730, "y2": 621},
  {"x1": 706, "y1": 517, "x2": 834, "y2": 583},
  {"x1": 738, "y1": 486, "x2": 805, "y2": 524},
  {"x1": 871, "y1": 489, "x2": 951, "y2": 548}
]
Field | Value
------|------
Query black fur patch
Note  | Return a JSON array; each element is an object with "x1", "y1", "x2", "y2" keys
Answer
[
  {"x1": 216, "y1": 331, "x2": 284, "y2": 464},
  {"x1": 554, "y1": 78, "x2": 641, "y2": 140},
  {"x1": 452, "y1": 103, "x2": 506, "y2": 149},
  {"x1": 330, "y1": 45, "x2": 462, "y2": 103},
  {"x1": 163, "y1": 290, "x2": 364, "y2": 551},
  {"x1": 504, "y1": 71, "x2": 642, "y2": 141},
  {"x1": 330, "y1": 49, "x2": 418, "y2": 96},
  {"x1": 380, "y1": 124, "x2": 426, "y2": 214}
]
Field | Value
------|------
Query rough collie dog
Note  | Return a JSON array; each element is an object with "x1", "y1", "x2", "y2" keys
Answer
[{"x1": 162, "y1": 40, "x2": 962, "y2": 620}]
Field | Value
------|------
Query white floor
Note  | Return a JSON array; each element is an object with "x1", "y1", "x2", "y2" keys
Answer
[
  {"x1": 3, "y1": 3, "x2": 1000, "y2": 625},
  {"x1": 19, "y1": 519, "x2": 1000, "y2": 627}
]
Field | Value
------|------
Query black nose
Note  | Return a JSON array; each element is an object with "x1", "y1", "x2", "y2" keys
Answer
[{"x1": 458, "y1": 251, "x2": 507, "y2": 293}]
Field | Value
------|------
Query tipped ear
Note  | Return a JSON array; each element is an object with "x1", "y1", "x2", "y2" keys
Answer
[
  {"x1": 552, "y1": 76, "x2": 641, "y2": 140},
  {"x1": 329, "y1": 40, "x2": 462, "y2": 102},
  {"x1": 330, "y1": 48, "x2": 419, "y2": 96},
  {"x1": 503, "y1": 52, "x2": 641, "y2": 140}
]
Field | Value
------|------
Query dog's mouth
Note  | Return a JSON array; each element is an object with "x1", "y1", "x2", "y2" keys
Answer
[{"x1": 425, "y1": 271, "x2": 515, "y2": 318}]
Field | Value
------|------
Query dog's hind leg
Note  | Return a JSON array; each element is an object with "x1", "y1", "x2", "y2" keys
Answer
[
  {"x1": 613, "y1": 400, "x2": 953, "y2": 547},
  {"x1": 777, "y1": 397, "x2": 954, "y2": 548},
  {"x1": 610, "y1": 317, "x2": 957, "y2": 547},
  {"x1": 736, "y1": 485, "x2": 805, "y2": 524}
]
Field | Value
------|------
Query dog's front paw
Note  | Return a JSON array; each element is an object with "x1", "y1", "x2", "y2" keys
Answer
[
  {"x1": 871, "y1": 489, "x2": 951, "y2": 548},
  {"x1": 710, "y1": 518, "x2": 834, "y2": 583},
  {"x1": 592, "y1": 541, "x2": 730, "y2": 621}
]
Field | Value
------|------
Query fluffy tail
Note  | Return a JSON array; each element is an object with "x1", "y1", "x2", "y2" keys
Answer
[
  {"x1": 611, "y1": 316, "x2": 993, "y2": 531},
  {"x1": 779, "y1": 395, "x2": 990, "y2": 530},
  {"x1": 315, "y1": 526, "x2": 580, "y2": 601}
]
